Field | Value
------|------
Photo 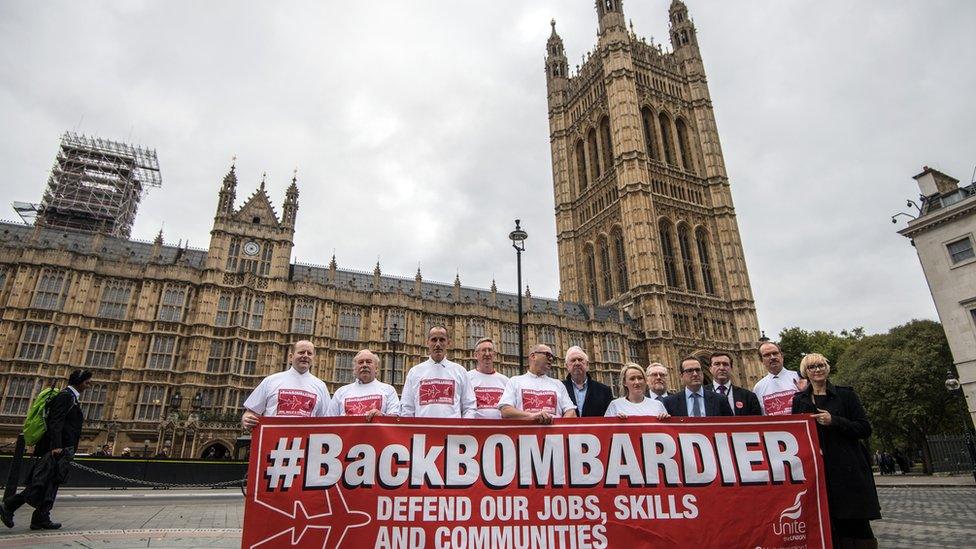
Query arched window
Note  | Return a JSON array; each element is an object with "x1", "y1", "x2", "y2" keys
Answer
[
  {"x1": 641, "y1": 107, "x2": 658, "y2": 161},
  {"x1": 587, "y1": 128, "x2": 601, "y2": 181},
  {"x1": 575, "y1": 139, "x2": 588, "y2": 193},
  {"x1": 584, "y1": 244, "x2": 598, "y2": 304},
  {"x1": 658, "y1": 220, "x2": 679, "y2": 288},
  {"x1": 600, "y1": 117, "x2": 613, "y2": 173},
  {"x1": 675, "y1": 118, "x2": 694, "y2": 173},
  {"x1": 658, "y1": 113, "x2": 676, "y2": 165},
  {"x1": 696, "y1": 228, "x2": 716, "y2": 295},
  {"x1": 613, "y1": 230, "x2": 629, "y2": 294},
  {"x1": 599, "y1": 236, "x2": 613, "y2": 301},
  {"x1": 677, "y1": 225, "x2": 698, "y2": 292}
]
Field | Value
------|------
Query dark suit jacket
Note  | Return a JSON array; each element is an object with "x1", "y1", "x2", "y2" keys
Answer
[
  {"x1": 38, "y1": 388, "x2": 84, "y2": 454},
  {"x1": 704, "y1": 383, "x2": 762, "y2": 416},
  {"x1": 563, "y1": 375, "x2": 613, "y2": 417},
  {"x1": 663, "y1": 388, "x2": 733, "y2": 417}
]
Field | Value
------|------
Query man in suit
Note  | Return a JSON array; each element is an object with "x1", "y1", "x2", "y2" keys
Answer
[
  {"x1": 1, "y1": 369, "x2": 92, "y2": 530},
  {"x1": 645, "y1": 363, "x2": 670, "y2": 402},
  {"x1": 664, "y1": 357, "x2": 732, "y2": 417},
  {"x1": 705, "y1": 352, "x2": 762, "y2": 416},
  {"x1": 562, "y1": 346, "x2": 613, "y2": 417}
]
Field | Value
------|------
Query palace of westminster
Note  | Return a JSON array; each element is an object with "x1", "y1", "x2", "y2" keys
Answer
[{"x1": 0, "y1": 1, "x2": 764, "y2": 458}]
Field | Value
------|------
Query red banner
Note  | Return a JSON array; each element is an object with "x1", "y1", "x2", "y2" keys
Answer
[{"x1": 243, "y1": 416, "x2": 831, "y2": 548}]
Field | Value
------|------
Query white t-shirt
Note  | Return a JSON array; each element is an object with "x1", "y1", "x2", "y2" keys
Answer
[
  {"x1": 243, "y1": 367, "x2": 331, "y2": 418},
  {"x1": 752, "y1": 368, "x2": 801, "y2": 416},
  {"x1": 605, "y1": 396, "x2": 667, "y2": 417},
  {"x1": 400, "y1": 358, "x2": 477, "y2": 418},
  {"x1": 498, "y1": 372, "x2": 575, "y2": 416},
  {"x1": 466, "y1": 370, "x2": 510, "y2": 419},
  {"x1": 327, "y1": 379, "x2": 401, "y2": 417}
]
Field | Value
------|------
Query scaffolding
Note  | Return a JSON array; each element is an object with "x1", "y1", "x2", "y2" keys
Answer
[{"x1": 33, "y1": 132, "x2": 162, "y2": 238}]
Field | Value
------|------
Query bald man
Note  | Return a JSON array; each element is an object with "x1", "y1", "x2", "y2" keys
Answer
[{"x1": 242, "y1": 340, "x2": 331, "y2": 430}]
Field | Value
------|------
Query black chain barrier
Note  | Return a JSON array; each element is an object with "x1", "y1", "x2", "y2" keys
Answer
[{"x1": 69, "y1": 461, "x2": 246, "y2": 490}]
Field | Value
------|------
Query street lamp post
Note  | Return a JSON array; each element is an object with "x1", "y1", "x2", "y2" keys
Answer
[
  {"x1": 388, "y1": 323, "x2": 401, "y2": 385},
  {"x1": 509, "y1": 220, "x2": 528, "y2": 370},
  {"x1": 945, "y1": 369, "x2": 976, "y2": 483}
]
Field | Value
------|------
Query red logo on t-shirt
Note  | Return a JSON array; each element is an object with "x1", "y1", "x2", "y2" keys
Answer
[
  {"x1": 343, "y1": 395, "x2": 383, "y2": 416},
  {"x1": 521, "y1": 389, "x2": 557, "y2": 413},
  {"x1": 418, "y1": 379, "x2": 456, "y2": 406},
  {"x1": 763, "y1": 390, "x2": 794, "y2": 416},
  {"x1": 474, "y1": 387, "x2": 504, "y2": 409},
  {"x1": 276, "y1": 389, "x2": 316, "y2": 416}
]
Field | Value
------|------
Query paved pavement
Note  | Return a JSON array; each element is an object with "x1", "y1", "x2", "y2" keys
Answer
[{"x1": 0, "y1": 482, "x2": 972, "y2": 547}]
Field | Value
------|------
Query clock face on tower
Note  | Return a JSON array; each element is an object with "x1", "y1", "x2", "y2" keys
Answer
[{"x1": 242, "y1": 241, "x2": 260, "y2": 256}]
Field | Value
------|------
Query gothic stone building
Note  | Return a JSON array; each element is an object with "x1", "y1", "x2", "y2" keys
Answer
[
  {"x1": 0, "y1": 0, "x2": 763, "y2": 458},
  {"x1": 545, "y1": 0, "x2": 762, "y2": 380}
]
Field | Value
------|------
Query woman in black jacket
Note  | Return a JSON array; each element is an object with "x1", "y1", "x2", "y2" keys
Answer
[{"x1": 792, "y1": 353, "x2": 881, "y2": 549}]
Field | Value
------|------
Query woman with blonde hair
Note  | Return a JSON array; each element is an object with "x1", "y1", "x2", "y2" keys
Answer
[
  {"x1": 791, "y1": 353, "x2": 881, "y2": 548},
  {"x1": 605, "y1": 363, "x2": 670, "y2": 419}
]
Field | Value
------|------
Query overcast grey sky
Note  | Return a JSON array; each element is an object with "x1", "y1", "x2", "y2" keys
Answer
[{"x1": 1, "y1": 0, "x2": 973, "y2": 338}]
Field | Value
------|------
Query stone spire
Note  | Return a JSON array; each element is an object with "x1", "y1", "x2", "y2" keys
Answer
[
  {"x1": 282, "y1": 169, "x2": 299, "y2": 228},
  {"x1": 216, "y1": 161, "x2": 237, "y2": 217}
]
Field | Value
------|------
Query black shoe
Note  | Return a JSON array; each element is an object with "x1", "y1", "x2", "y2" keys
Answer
[
  {"x1": 30, "y1": 521, "x2": 61, "y2": 530},
  {"x1": 0, "y1": 504, "x2": 12, "y2": 528}
]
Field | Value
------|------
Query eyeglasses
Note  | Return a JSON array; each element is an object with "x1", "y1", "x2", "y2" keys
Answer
[
  {"x1": 531, "y1": 352, "x2": 557, "y2": 361},
  {"x1": 806, "y1": 364, "x2": 828, "y2": 371}
]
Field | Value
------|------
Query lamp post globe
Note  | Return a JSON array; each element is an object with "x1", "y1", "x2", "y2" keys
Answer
[
  {"x1": 509, "y1": 220, "x2": 528, "y2": 370},
  {"x1": 945, "y1": 369, "x2": 976, "y2": 483}
]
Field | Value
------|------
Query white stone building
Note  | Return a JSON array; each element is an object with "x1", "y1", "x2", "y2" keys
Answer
[{"x1": 899, "y1": 167, "x2": 976, "y2": 425}]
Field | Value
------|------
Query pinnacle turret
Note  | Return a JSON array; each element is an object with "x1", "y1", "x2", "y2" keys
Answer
[
  {"x1": 216, "y1": 161, "x2": 237, "y2": 216},
  {"x1": 282, "y1": 169, "x2": 299, "y2": 228}
]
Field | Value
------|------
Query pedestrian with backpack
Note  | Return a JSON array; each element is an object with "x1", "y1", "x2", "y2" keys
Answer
[{"x1": 1, "y1": 369, "x2": 92, "y2": 530}]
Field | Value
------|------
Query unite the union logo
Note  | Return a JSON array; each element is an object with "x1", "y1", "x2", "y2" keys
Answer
[{"x1": 772, "y1": 490, "x2": 808, "y2": 542}]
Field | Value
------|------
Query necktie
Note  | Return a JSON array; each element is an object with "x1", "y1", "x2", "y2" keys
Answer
[
  {"x1": 691, "y1": 393, "x2": 702, "y2": 417},
  {"x1": 718, "y1": 385, "x2": 727, "y2": 396}
]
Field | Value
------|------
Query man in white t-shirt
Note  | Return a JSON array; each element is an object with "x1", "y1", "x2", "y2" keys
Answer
[
  {"x1": 499, "y1": 344, "x2": 577, "y2": 424},
  {"x1": 400, "y1": 326, "x2": 477, "y2": 418},
  {"x1": 327, "y1": 349, "x2": 401, "y2": 419},
  {"x1": 466, "y1": 337, "x2": 509, "y2": 419},
  {"x1": 241, "y1": 340, "x2": 331, "y2": 430},
  {"x1": 752, "y1": 341, "x2": 808, "y2": 415}
]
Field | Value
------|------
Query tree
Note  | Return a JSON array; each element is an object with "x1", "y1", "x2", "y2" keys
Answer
[
  {"x1": 831, "y1": 319, "x2": 965, "y2": 473},
  {"x1": 778, "y1": 326, "x2": 864, "y2": 372}
]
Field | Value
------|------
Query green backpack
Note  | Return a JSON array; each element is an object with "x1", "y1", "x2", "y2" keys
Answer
[{"x1": 22, "y1": 386, "x2": 60, "y2": 446}]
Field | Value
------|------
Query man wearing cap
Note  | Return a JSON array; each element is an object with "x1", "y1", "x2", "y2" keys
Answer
[
  {"x1": 499, "y1": 344, "x2": 577, "y2": 424},
  {"x1": 2, "y1": 369, "x2": 92, "y2": 530}
]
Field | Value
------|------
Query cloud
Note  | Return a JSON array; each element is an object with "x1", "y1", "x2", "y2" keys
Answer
[{"x1": 1, "y1": 0, "x2": 971, "y2": 337}]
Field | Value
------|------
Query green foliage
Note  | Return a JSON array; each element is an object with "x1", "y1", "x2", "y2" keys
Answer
[
  {"x1": 778, "y1": 320, "x2": 965, "y2": 472},
  {"x1": 831, "y1": 319, "x2": 965, "y2": 457},
  {"x1": 778, "y1": 326, "x2": 865, "y2": 372}
]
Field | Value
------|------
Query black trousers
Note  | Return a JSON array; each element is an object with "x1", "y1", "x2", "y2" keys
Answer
[
  {"x1": 3, "y1": 450, "x2": 72, "y2": 525},
  {"x1": 831, "y1": 517, "x2": 875, "y2": 543}
]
